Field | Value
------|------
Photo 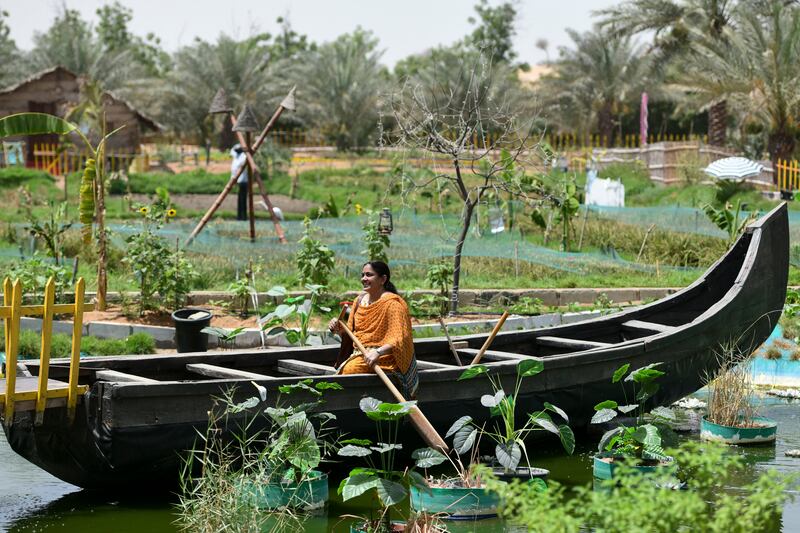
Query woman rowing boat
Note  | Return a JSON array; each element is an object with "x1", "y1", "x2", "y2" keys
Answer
[{"x1": 328, "y1": 261, "x2": 419, "y2": 398}]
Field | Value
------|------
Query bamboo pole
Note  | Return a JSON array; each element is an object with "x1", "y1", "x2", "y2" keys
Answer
[
  {"x1": 470, "y1": 311, "x2": 509, "y2": 365},
  {"x1": 338, "y1": 320, "x2": 449, "y2": 452},
  {"x1": 437, "y1": 317, "x2": 463, "y2": 366}
]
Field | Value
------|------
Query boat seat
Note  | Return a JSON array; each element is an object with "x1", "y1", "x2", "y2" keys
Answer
[
  {"x1": 456, "y1": 348, "x2": 536, "y2": 362},
  {"x1": 417, "y1": 360, "x2": 458, "y2": 370},
  {"x1": 186, "y1": 363, "x2": 275, "y2": 380},
  {"x1": 277, "y1": 359, "x2": 336, "y2": 376},
  {"x1": 96, "y1": 370, "x2": 159, "y2": 383},
  {"x1": 621, "y1": 320, "x2": 676, "y2": 335},
  {"x1": 536, "y1": 336, "x2": 611, "y2": 351}
]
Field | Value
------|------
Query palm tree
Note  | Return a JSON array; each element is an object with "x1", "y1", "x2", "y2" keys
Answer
[
  {"x1": 594, "y1": 0, "x2": 737, "y2": 145},
  {"x1": 0, "y1": 10, "x2": 24, "y2": 88},
  {"x1": 292, "y1": 29, "x2": 385, "y2": 151},
  {"x1": 536, "y1": 26, "x2": 651, "y2": 145},
  {"x1": 676, "y1": 2, "x2": 800, "y2": 172}
]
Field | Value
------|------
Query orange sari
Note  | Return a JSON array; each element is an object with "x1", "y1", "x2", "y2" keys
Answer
[{"x1": 340, "y1": 292, "x2": 414, "y2": 375}]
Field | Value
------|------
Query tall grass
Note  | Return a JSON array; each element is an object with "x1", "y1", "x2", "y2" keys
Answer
[{"x1": 705, "y1": 342, "x2": 757, "y2": 427}]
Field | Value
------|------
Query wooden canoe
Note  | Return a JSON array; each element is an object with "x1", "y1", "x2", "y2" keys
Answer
[{"x1": 4, "y1": 203, "x2": 789, "y2": 490}]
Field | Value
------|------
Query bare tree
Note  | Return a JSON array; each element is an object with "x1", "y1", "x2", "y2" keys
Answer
[{"x1": 390, "y1": 53, "x2": 546, "y2": 314}]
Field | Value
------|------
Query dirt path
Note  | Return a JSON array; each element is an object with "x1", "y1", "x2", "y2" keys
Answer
[{"x1": 126, "y1": 193, "x2": 316, "y2": 214}]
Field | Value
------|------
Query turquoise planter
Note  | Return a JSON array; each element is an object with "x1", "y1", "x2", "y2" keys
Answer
[
  {"x1": 410, "y1": 484, "x2": 500, "y2": 520},
  {"x1": 240, "y1": 470, "x2": 328, "y2": 511},
  {"x1": 593, "y1": 453, "x2": 674, "y2": 481},
  {"x1": 700, "y1": 415, "x2": 777, "y2": 444}
]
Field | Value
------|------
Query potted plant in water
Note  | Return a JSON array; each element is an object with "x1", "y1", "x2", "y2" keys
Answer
[
  {"x1": 701, "y1": 343, "x2": 777, "y2": 444},
  {"x1": 337, "y1": 397, "x2": 443, "y2": 533},
  {"x1": 408, "y1": 360, "x2": 575, "y2": 520},
  {"x1": 590, "y1": 362, "x2": 677, "y2": 480}
]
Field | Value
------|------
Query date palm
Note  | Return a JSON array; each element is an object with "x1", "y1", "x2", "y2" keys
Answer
[
  {"x1": 537, "y1": 26, "x2": 651, "y2": 145},
  {"x1": 676, "y1": 2, "x2": 800, "y2": 173},
  {"x1": 594, "y1": 0, "x2": 737, "y2": 145}
]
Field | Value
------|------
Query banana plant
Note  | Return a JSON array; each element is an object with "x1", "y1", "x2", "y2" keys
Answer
[{"x1": 0, "y1": 112, "x2": 123, "y2": 310}]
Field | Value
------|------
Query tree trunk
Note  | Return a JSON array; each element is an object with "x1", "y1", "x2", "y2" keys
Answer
[
  {"x1": 597, "y1": 102, "x2": 614, "y2": 147},
  {"x1": 768, "y1": 129, "x2": 796, "y2": 184},
  {"x1": 708, "y1": 100, "x2": 727, "y2": 147},
  {"x1": 450, "y1": 200, "x2": 476, "y2": 316},
  {"x1": 96, "y1": 165, "x2": 108, "y2": 311}
]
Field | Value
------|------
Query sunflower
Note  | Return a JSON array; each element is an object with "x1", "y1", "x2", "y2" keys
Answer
[
  {"x1": 355, "y1": 203, "x2": 363, "y2": 215},
  {"x1": 139, "y1": 206, "x2": 149, "y2": 215},
  {"x1": 167, "y1": 208, "x2": 177, "y2": 218}
]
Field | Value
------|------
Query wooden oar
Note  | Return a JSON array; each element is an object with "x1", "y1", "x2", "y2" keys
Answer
[
  {"x1": 438, "y1": 317, "x2": 462, "y2": 366},
  {"x1": 338, "y1": 320, "x2": 449, "y2": 452},
  {"x1": 470, "y1": 311, "x2": 510, "y2": 365}
]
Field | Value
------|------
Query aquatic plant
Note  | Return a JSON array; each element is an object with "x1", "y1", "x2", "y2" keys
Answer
[
  {"x1": 591, "y1": 362, "x2": 675, "y2": 462},
  {"x1": 706, "y1": 342, "x2": 758, "y2": 428},
  {"x1": 261, "y1": 284, "x2": 331, "y2": 346},
  {"x1": 483, "y1": 440, "x2": 795, "y2": 532}
]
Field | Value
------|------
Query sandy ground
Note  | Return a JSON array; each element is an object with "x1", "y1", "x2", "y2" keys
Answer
[{"x1": 126, "y1": 192, "x2": 316, "y2": 214}]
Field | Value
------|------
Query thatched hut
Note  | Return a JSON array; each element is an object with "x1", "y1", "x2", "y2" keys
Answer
[{"x1": 0, "y1": 66, "x2": 159, "y2": 165}]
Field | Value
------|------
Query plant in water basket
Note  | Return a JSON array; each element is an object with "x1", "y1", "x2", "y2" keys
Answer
[
  {"x1": 337, "y1": 397, "x2": 431, "y2": 533},
  {"x1": 590, "y1": 362, "x2": 677, "y2": 478},
  {"x1": 177, "y1": 379, "x2": 342, "y2": 531},
  {"x1": 702, "y1": 341, "x2": 777, "y2": 444}
]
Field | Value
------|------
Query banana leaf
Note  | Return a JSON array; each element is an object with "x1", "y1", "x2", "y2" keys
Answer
[{"x1": 0, "y1": 112, "x2": 78, "y2": 138}]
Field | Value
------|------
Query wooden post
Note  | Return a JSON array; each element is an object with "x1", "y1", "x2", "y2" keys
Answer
[
  {"x1": 246, "y1": 132, "x2": 256, "y2": 242},
  {"x1": 67, "y1": 278, "x2": 85, "y2": 423},
  {"x1": 577, "y1": 206, "x2": 590, "y2": 251},
  {"x1": 4, "y1": 280, "x2": 22, "y2": 426},
  {"x1": 35, "y1": 278, "x2": 55, "y2": 425},
  {"x1": 637, "y1": 224, "x2": 656, "y2": 263}
]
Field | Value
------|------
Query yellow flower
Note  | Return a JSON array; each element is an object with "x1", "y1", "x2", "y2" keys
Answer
[
  {"x1": 355, "y1": 203, "x2": 363, "y2": 215},
  {"x1": 139, "y1": 206, "x2": 149, "y2": 215},
  {"x1": 167, "y1": 208, "x2": 177, "y2": 218}
]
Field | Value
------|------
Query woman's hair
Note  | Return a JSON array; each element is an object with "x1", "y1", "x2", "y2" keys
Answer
[{"x1": 364, "y1": 261, "x2": 398, "y2": 294}]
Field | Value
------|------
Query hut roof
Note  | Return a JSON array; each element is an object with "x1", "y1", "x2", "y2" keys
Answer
[{"x1": 0, "y1": 66, "x2": 161, "y2": 131}]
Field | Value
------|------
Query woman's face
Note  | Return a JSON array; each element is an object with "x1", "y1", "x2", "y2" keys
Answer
[{"x1": 361, "y1": 264, "x2": 386, "y2": 292}]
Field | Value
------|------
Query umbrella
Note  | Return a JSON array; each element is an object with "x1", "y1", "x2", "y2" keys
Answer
[{"x1": 704, "y1": 157, "x2": 764, "y2": 181}]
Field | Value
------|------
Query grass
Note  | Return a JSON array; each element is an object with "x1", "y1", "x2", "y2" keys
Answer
[{"x1": 9, "y1": 329, "x2": 156, "y2": 358}]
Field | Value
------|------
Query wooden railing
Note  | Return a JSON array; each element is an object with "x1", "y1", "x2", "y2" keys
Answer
[
  {"x1": 0, "y1": 277, "x2": 91, "y2": 427},
  {"x1": 775, "y1": 159, "x2": 799, "y2": 191},
  {"x1": 31, "y1": 143, "x2": 148, "y2": 175}
]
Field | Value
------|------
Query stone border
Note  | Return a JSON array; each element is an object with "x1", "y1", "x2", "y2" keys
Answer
[
  {"x1": 19, "y1": 310, "x2": 607, "y2": 350},
  {"x1": 84, "y1": 287, "x2": 677, "y2": 308}
]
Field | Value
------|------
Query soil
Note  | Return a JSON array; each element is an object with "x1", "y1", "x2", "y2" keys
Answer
[{"x1": 82, "y1": 304, "x2": 504, "y2": 330}]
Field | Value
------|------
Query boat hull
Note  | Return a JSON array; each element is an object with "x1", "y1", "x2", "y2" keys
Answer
[{"x1": 4, "y1": 205, "x2": 789, "y2": 490}]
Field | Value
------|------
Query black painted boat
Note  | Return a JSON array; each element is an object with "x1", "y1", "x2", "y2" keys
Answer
[{"x1": 5, "y1": 204, "x2": 789, "y2": 490}]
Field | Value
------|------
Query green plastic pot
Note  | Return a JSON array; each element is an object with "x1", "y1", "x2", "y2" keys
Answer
[
  {"x1": 700, "y1": 415, "x2": 777, "y2": 445},
  {"x1": 593, "y1": 452, "x2": 674, "y2": 481},
  {"x1": 410, "y1": 484, "x2": 500, "y2": 520},
  {"x1": 240, "y1": 470, "x2": 328, "y2": 511}
]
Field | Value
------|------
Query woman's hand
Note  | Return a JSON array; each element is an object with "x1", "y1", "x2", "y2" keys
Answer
[
  {"x1": 364, "y1": 348, "x2": 381, "y2": 368},
  {"x1": 328, "y1": 318, "x2": 342, "y2": 334}
]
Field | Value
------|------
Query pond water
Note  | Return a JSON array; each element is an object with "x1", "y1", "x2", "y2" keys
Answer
[{"x1": 2, "y1": 393, "x2": 799, "y2": 532}]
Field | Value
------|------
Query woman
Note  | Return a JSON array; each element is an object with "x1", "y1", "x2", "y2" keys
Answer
[{"x1": 328, "y1": 261, "x2": 418, "y2": 398}]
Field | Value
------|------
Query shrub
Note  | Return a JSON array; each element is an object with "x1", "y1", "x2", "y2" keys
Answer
[
  {"x1": 125, "y1": 332, "x2": 156, "y2": 354},
  {"x1": 120, "y1": 169, "x2": 231, "y2": 195},
  {"x1": 6, "y1": 330, "x2": 156, "y2": 358},
  {"x1": 295, "y1": 217, "x2": 335, "y2": 286}
]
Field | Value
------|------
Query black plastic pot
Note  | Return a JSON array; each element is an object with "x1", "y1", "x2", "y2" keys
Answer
[{"x1": 171, "y1": 308, "x2": 212, "y2": 353}]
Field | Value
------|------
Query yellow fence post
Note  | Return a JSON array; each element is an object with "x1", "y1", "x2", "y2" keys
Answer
[
  {"x1": 35, "y1": 277, "x2": 55, "y2": 425},
  {"x1": 1, "y1": 278, "x2": 8, "y2": 379},
  {"x1": 67, "y1": 278, "x2": 85, "y2": 423},
  {"x1": 4, "y1": 280, "x2": 22, "y2": 426}
]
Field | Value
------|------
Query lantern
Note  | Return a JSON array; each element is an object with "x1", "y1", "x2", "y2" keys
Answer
[{"x1": 378, "y1": 207, "x2": 393, "y2": 235}]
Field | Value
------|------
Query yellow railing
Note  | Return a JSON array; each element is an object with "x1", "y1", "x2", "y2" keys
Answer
[
  {"x1": 0, "y1": 277, "x2": 90, "y2": 427},
  {"x1": 776, "y1": 159, "x2": 800, "y2": 191},
  {"x1": 31, "y1": 143, "x2": 147, "y2": 175}
]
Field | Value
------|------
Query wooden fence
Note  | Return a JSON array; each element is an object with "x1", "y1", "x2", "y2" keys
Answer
[
  {"x1": 776, "y1": 159, "x2": 800, "y2": 191},
  {"x1": 31, "y1": 143, "x2": 149, "y2": 175},
  {"x1": 0, "y1": 277, "x2": 90, "y2": 427}
]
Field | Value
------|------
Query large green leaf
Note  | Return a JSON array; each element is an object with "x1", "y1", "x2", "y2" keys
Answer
[
  {"x1": 591, "y1": 408, "x2": 618, "y2": 424},
  {"x1": 288, "y1": 435, "x2": 321, "y2": 471},
  {"x1": 612, "y1": 363, "x2": 630, "y2": 383},
  {"x1": 594, "y1": 400, "x2": 618, "y2": 411},
  {"x1": 79, "y1": 158, "x2": 96, "y2": 244},
  {"x1": 338, "y1": 445, "x2": 372, "y2": 457},
  {"x1": 532, "y1": 415, "x2": 559, "y2": 435},
  {"x1": 445, "y1": 415, "x2": 473, "y2": 438},
  {"x1": 0, "y1": 112, "x2": 78, "y2": 138},
  {"x1": 544, "y1": 402, "x2": 569, "y2": 423},
  {"x1": 341, "y1": 473, "x2": 379, "y2": 501},
  {"x1": 558, "y1": 425, "x2": 576, "y2": 455},
  {"x1": 375, "y1": 478, "x2": 408, "y2": 506},
  {"x1": 481, "y1": 390, "x2": 506, "y2": 408},
  {"x1": 453, "y1": 426, "x2": 477, "y2": 456},
  {"x1": 458, "y1": 365, "x2": 489, "y2": 381},
  {"x1": 495, "y1": 441, "x2": 522, "y2": 471},
  {"x1": 412, "y1": 447, "x2": 447, "y2": 468},
  {"x1": 517, "y1": 359, "x2": 544, "y2": 378}
]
